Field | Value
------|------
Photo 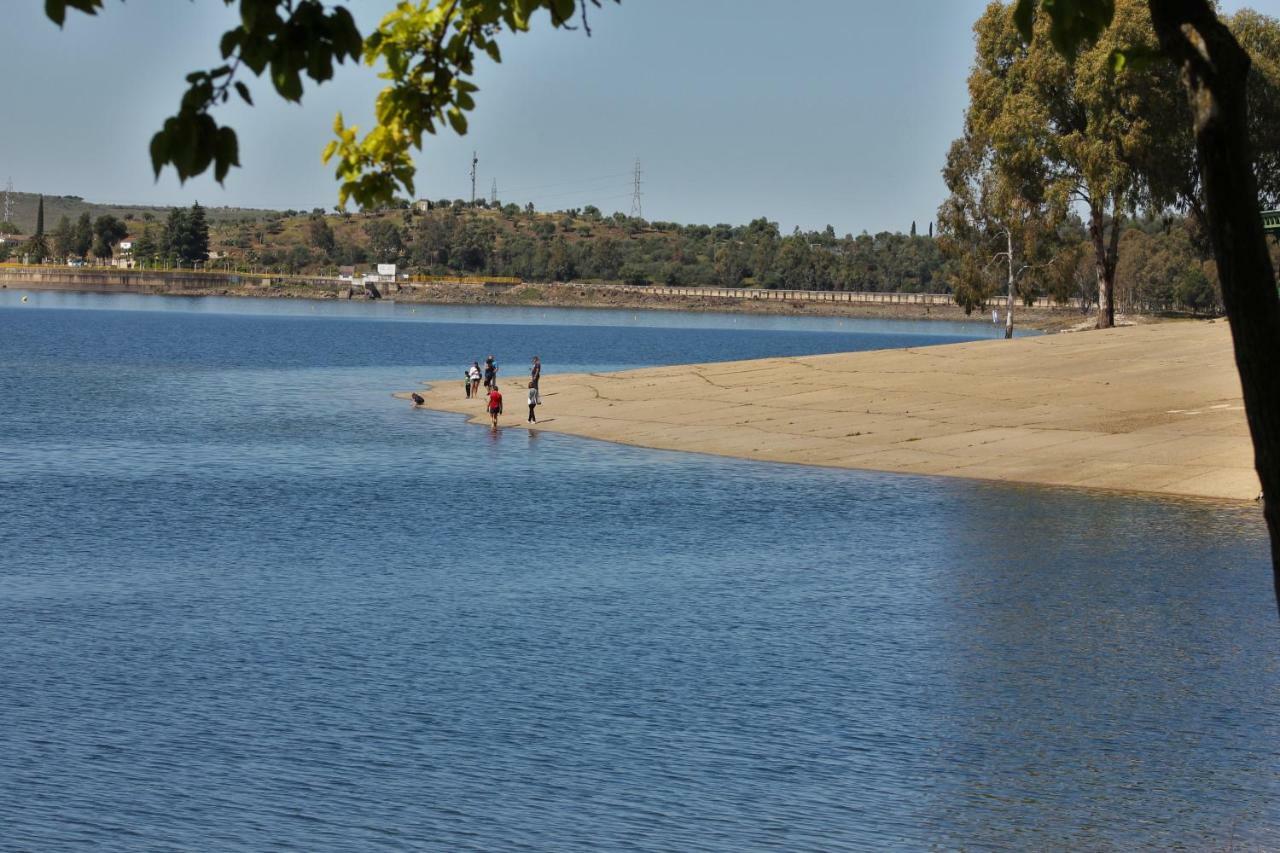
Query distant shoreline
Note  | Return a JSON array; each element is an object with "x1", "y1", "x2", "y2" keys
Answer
[{"x1": 3, "y1": 274, "x2": 1102, "y2": 331}]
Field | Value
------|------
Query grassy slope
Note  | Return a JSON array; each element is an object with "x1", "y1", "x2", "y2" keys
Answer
[{"x1": 3, "y1": 191, "x2": 282, "y2": 236}]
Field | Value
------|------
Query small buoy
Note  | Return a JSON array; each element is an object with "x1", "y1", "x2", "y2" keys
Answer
[{"x1": 20, "y1": 295, "x2": 28, "y2": 302}]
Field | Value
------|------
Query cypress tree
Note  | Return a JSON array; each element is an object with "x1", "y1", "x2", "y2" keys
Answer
[
  {"x1": 35, "y1": 196, "x2": 44, "y2": 238},
  {"x1": 910, "y1": 220, "x2": 917, "y2": 238},
  {"x1": 189, "y1": 201, "x2": 209, "y2": 263}
]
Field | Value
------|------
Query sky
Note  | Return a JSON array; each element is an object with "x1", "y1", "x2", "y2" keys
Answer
[{"x1": 2, "y1": 0, "x2": 1276, "y2": 235}]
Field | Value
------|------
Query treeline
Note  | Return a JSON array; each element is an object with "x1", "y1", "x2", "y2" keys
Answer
[
  {"x1": 266, "y1": 204, "x2": 949, "y2": 293},
  {"x1": 939, "y1": 0, "x2": 1280, "y2": 329},
  {"x1": 3, "y1": 201, "x2": 212, "y2": 266},
  {"x1": 129, "y1": 203, "x2": 211, "y2": 266}
]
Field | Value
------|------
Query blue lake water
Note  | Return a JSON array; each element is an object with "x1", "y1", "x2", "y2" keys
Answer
[{"x1": 1, "y1": 291, "x2": 1277, "y2": 850}]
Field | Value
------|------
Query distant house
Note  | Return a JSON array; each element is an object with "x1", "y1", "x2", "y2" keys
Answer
[
  {"x1": 0, "y1": 233, "x2": 25, "y2": 246},
  {"x1": 413, "y1": 199, "x2": 433, "y2": 213},
  {"x1": 117, "y1": 237, "x2": 134, "y2": 253},
  {"x1": 338, "y1": 265, "x2": 356, "y2": 280}
]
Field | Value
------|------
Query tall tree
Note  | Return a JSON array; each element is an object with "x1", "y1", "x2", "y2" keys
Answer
[
  {"x1": 52, "y1": 215, "x2": 74, "y2": 259},
  {"x1": 1017, "y1": 0, "x2": 1280, "y2": 610},
  {"x1": 939, "y1": 5, "x2": 1068, "y2": 337},
  {"x1": 91, "y1": 215, "x2": 128, "y2": 260},
  {"x1": 188, "y1": 202, "x2": 210, "y2": 263},
  {"x1": 162, "y1": 207, "x2": 191, "y2": 264},
  {"x1": 72, "y1": 212, "x2": 93, "y2": 258},
  {"x1": 24, "y1": 196, "x2": 48, "y2": 263}
]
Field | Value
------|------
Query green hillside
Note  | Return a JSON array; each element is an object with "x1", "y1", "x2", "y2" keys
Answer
[{"x1": 1, "y1": 191, "x2": 281, "y2": 238}]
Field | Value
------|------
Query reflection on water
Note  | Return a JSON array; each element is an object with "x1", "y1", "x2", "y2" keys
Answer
[{"x1": 0, "y1": 293, "x2": 1274, "y2": 850}]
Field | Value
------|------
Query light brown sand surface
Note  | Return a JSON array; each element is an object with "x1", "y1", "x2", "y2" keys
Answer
[{"x1": 402, "y1": 321, "x2": 1259, "y2": 501}]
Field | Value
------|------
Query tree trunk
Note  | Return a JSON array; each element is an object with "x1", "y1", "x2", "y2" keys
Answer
[
  {"x1": 1150, "y1": 0, "x2": 1280, "y2": 616},
  {"x1": 1005, "y1": 229, "x2": 1015, "y2": 339},
  {"x1": 1088, "y1": 200, "x2": 1116, "y2": 328}
]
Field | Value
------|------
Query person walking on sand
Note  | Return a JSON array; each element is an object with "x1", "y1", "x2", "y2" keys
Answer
[
  {"x1": 527, "y1": 384, "x2": 538, "y2": 423},
  {"x1": 529, "y1": 355, "x2": 541, "y2": 407},
  {"x1": 487, "y1": 383, "x2": 503, "y2": 429},
  {"x1": 469, "y1": 361, "x2": 481, "y2": 398},
  {"x1": 464, "y1": 365, "x2": 473, "y2": 398}
]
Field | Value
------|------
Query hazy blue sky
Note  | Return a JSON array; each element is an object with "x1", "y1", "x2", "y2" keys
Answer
[{"x1": 2, "y1": 0, "x2": 1275, "y2": 234}]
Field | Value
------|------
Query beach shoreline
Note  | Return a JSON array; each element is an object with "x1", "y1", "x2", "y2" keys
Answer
[{"x1": 402, "y1": 320, "x2": 1259, "y2": 502}]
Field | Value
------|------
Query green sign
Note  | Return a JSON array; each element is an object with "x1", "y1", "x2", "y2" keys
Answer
[{"x1": 1265, "y1": 209, "x2": 1280, "y2": 234}]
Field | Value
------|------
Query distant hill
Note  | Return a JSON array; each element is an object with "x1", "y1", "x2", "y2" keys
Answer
[{"x1": 1, "y1": 191, "x2": 284, "y2": 237}]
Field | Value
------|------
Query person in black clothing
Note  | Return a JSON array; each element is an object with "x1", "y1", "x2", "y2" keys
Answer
[{"x1": 483, "y1": 355, "x2": 497, "y2": 392}]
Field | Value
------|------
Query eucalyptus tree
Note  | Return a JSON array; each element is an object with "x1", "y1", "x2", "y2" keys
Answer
[
  {"x1": 939, "y1": 2, "x2": 1068, "y2": 337},
  {"x1": 1019, "y1": 0, "x2": 1280, "y2": 611}
]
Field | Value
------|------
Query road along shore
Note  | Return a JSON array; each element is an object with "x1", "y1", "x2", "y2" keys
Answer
[{"x1": 402, "y1": 321, "x2": 1259, "y2": 502}]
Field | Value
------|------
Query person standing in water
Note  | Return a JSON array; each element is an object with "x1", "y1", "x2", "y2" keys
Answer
[
  {"x1": 529, "y1": 355, "x2": 541, "y2": 408},
  {"x1": 487, "y1": 383, "x2": 503, "y2": 429}
]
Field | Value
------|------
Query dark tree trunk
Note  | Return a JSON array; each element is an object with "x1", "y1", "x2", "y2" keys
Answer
[{"x1": 1150, "y1": 0, "x2": 1280, "y2": 615}]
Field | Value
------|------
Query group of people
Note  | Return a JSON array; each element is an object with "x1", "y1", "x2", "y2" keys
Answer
[{"x1": 465, "y1": 355, "x2": 542, "y2": 428}]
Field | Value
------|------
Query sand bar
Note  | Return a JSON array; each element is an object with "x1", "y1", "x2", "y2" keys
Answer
[{"x1": 402, "y1": 321, "x2": 1260, "y2": 501}]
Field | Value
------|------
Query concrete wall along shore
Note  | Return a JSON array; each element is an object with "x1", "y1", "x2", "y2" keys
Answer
[{"x1": 0, "y1": 264, "x2": 1080, "y2": 309}]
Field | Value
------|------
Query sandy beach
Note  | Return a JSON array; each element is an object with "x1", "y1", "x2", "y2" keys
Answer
[{"x1": 403, "y1": 320, "x2": 1259, "y2": 502}]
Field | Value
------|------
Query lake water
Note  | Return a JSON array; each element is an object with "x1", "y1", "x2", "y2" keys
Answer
[{"x1": 1, "y1": 291, "x2": 1276, "y2": 850}]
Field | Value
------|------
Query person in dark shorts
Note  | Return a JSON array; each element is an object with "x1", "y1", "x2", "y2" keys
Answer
[
  {"x1": 527, "y1": 385, "x2": 538, "y2": 423},
  {"x1": 469, "y1": 362, "x2": 482, "y2": 398},
  {"x1": 487, "y1": 383, "x2": 503, "y2": 429}
]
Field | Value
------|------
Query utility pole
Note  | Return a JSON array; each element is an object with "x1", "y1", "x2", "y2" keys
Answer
[
  {"x1": 629, "y1": 158, "x2": 643, "y2": 220},
  {"x1": 2, "y1": 178, "x2": 12, "y2": 226},
  {"x1": 490, "y1": 178, "x2": 498, "y2": 206},
  {"x1": 470, "y1": 151, "x2": 478, "y2": 205}
]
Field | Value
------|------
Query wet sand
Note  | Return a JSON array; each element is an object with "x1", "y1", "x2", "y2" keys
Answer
[{"x1": 401, "y1": 320, "x2": 1259, "y2": 501}]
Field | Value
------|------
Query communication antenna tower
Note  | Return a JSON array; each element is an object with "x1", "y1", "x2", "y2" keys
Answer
[
  {"x1": 2, "y1": 178, "x2": 12, "y2": 225},
  {"x1": 490, "y1": 178, "x2": 498, "y2": 206},
  {"x1": 470, "y1": 151, "x2": 478, "y2": 205},
  {"x1": 629, "y1": 158, "x2": 643, "y2": 219}
]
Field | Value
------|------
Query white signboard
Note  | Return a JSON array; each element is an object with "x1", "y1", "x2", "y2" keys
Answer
[{"x1": 377, "y1": 263, "x2": 397, "y2": 277}]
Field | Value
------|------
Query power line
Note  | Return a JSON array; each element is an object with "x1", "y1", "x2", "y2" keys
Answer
[
  {"x1": 2, "y1": 178, "x2": 11, "y2": 225},
  {"x1": 498, "y1": 171, "x2": 633, "y2": 196},
  {"x1": 629, "y1": 157, "x2": 643, "y2": 219}
]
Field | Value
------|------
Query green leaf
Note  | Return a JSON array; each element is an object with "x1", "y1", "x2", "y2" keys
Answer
[
  {"x1": 214, "y1": 127, "x2": 240, "y2": 183},
  {"x1": 234, "y1": 81, "x2": 253, "y2": 105}
]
